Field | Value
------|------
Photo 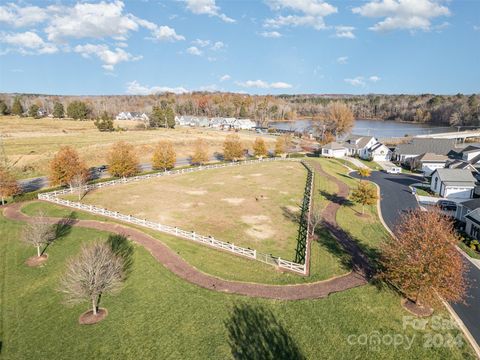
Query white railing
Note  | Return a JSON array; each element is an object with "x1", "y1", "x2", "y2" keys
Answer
[{"x1": 38, "y1": 157, "x2": 310, "y2": 274}]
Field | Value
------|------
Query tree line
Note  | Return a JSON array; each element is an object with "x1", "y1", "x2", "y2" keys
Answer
[{"x1": 1, "y1": 92, "x2": 478, "y2": 127}]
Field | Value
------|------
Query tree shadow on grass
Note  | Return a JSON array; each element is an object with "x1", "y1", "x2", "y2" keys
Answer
[
  {"x1": 314, "y1": 228, "x2": 353, "y2": 271},
  {"x1": 106, "y1": 234, "x2": 134, "y2": 278},
  {"x1": 319, "y1": 190, "x2": 353, "y2": 207},
  {"x1": 40, "y1": 212, "x2": 78, "y2": 255},
  {"x1": 281, "y1": 206, "x2": 302, "y2": 223},
  {"x1": 225, "y1": 303, "x2": 305, "y2": 360}
]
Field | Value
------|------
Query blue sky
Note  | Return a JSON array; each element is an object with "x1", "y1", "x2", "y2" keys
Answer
[{"x1": 0, "y1": 0, "x2": 479, "y2": 95}]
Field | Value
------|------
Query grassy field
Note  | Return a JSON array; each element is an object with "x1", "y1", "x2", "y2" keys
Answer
[
  {"x1": 0, "y1": 212, "x2": 474, "y2": 359},
  {"x1": 0, "y1": 116, "x2": 275, "y2": 179},
  {"x1": 70, "y1": 161, "x2": 307, "y2": 260}
]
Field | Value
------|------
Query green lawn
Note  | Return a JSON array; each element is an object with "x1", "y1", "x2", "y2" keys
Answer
[{"x1": 0, "y1": 213, "x2": 474, "y2": 359}]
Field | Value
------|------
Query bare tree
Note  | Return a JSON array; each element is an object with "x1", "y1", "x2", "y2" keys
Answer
[
  {"x1": 308, "y1": 203, "x2": 323, "y2": 238},
  {"x1": 59, "y1": 242, "x2": 124, "y2": 317},
  {"x1": 68, "y1": 173, "x2": 87, "y2": 200},
  {"x1": 22, "y1": 211, "x2": 56, "y2": 257}
]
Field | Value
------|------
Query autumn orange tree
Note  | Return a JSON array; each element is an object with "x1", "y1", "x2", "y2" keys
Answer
[
  {"x1": 274, "y1": 136, "x2": 290, "y2": 156},
  {"x1": 191, "y1": 138, "x2": 209, "y2": 165},
  {"x1": 49, "y1": 146, "x2": 89, "y2": 187},
  {"x1": 358, "y1": 168, "x2": 372, "y2": 178},
  {"x1": 350, "y1": 181, "x2": 377, "y2": 214},
  {"x1": 107, "y1": 141, "x2": 139, "y2": 178},
  {"x1": 380, "y1": 208, "x2": 466, "y2": 307},
  {"x1": 223, "y1": 134, "x2": 243, "y2": 161},
  {"x1": 152, "y1": 140, "x2": 176, "y2": 171},
  {"x1": 0, "y1": 165, "x2": 21, "y2": 205},
  {"x1": 314, "y1": 102, "x2": 354, "y2": 136},
  {"x1": 253, "y1": 137, "x2": 268, "y2": 158}
]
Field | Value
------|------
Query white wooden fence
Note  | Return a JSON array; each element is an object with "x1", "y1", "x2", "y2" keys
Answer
[{"x1": 38, "y1": 158, "x2": 313, "y2": 275}]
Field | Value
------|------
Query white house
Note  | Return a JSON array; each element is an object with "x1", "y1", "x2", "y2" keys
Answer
[
  {"x1": 430, "y1": 168, "x2": 476, "y2": 199},
  {"x1": 361, "y1": 142, "x2": 391, "y2": 162},
  {"x1": 321, "y1": 142, "x2": 347, "y2": 158},
  {"x1": 455, "y1": 198, "x2": 480, "y2": 223},
  {"x1": 234, "y1": 119, "x2": 256, "y2": 130},
  {"x1": 116, "y1": 112, "x2": 149, "y2": 121},
  {"x1": 411, "y1": 153, "x2": 448, "y2": 176},
  {"x1": 465, "y1": 208, "x2": 480, "y2": 240},
  {"x1": 343, "y1": 135, "x2": 377, "y2": 157}
]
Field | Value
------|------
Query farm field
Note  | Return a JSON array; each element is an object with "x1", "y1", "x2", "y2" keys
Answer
[
  {"x1": 72, "y1": 161, "x2": 307, "y2": 260},
  {"x1": 0, "y1": 116, "x2": 275, "y2": 179},
  {"x1": 0, "y1": 211, "x2": 474, "y2": 359}
]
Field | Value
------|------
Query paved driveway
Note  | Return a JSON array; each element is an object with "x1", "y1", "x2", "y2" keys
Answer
[{"x1": 351, "y1": 170, "x2": 480, "y2": 348}]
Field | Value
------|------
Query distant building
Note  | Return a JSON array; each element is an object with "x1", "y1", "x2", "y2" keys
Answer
[
  {"x1": 321, "y1": 142, "x2": 347, "y2": 158},
  {"x1": 116, "y1": 112, "x2": 149, "y2": 121},
  {"x1": 411, "y1": 153, "x2": 449, "y2": 176},
  {"x1": 361, "y1": 142, "x2": 392, "y2": 162}
]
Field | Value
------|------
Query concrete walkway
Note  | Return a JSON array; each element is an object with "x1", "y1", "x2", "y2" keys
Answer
[{"x1": 343, "y1": 157, "x2": 369, "y2": 169}]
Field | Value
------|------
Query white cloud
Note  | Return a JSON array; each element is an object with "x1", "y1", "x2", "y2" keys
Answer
[
  {"x1": 192, "y1": 39, "x2": 211, "y2": 47},
  {"x1": 260, "y1": 31, "x2": 282, "y2": 38},
  {"x1": 211, "y1": 41, "x2": 225, "y2": 50},
  {"x1": 335, "y1": 26, "x2": 355, "y2": 39},
  {"x1": 150, "y1": 26, "x2": 185, "y2": 42},
  {"x1": 186, "y1": 46, "x2": 202, "y2": 56},
  {"x1": 126, "y1": 80, "x2": 190, "y2": 95},
  {"x1": 0, "y1": 31, "x2": 58, "y2": 54},
  {"x1": 236, "y1": 79, "x2": 292, "y2": 89},
  {"x1": 264, "y1": 0, "x2": 337, "y2": 30},
  {"x1": 74, "y1": 44, "x2": 142, "y2": 70},
  {"x1": 0, "y1": 3, "x2": 49, "y2": 27},
  {"x1": 345, "y1": 75, "x2": 381, "y2": 87},
  {"x1": 474, "y1": 25, "x2": 480, "y2": 31},
  {"x1": 219, "y1": 74, "x2": 231, "y2": 82},
  {"x1": 184, "y1": 0, "x2": 235, "y2": 23},
  {"x1": 344, "y1": 76, "x2": 366, "y2": 87},
  {"x1": 352, "y1": 0, "x2": 450, "y2": 32},
  {"x1": 336, "y1": 56, "x2": 348, "y2": 64}
]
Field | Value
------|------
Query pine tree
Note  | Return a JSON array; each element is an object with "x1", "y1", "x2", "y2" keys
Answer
[
  {"x1": 67, "y1": 101, "x2": 89, "y2": 120},
  {"x1": 28, "y1": 104, "x2": 40, "y2": 118},
  {"x1": 0, "y1": 100, "x2": 8, "y2": 115},
  {"x1": 53, "y1": 102, "x2": 65, "y2": 118},
  {"x1": 94, "y1": 111, "x2": 114, "y2": 132},
  {"x1": 11, "y1": 97, "x2": 23, "y2": 116}
]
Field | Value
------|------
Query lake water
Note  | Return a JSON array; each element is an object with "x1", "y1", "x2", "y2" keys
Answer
[{"x1": 269, "y1": 119, "x2": 455, "y2": 139}]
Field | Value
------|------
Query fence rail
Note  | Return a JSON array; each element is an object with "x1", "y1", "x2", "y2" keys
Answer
[{"x1": 38, "y1": 157, "x2": 313, "y2": 275}]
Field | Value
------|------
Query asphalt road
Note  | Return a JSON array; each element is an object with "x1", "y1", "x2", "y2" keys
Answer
[{"x1": 352, "y1": 170, "x2": 480, "y2": 348}]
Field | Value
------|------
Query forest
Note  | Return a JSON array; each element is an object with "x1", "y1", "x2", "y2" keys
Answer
[{"x1": 0, "y1": 92, "x2": 478, "y2": 127}]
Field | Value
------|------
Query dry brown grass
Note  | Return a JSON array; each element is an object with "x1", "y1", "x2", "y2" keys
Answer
[
  {"x1": 75, "y1": 161, "x2": 307, "y2": 259},
  {"x1": 0, "y1": 116, "x2": 275, "y2": 179}
]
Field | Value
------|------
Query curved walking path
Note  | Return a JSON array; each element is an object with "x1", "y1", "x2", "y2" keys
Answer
[{"x1": 3, "y1": 163, "x2": 370, "y2": 300}]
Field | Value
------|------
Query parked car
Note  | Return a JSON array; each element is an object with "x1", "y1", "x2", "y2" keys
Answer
[
  {"x1": 438, "y1": 200, "x2": 457, "y2": 211},
  {"x1": 385, "y1": 167, "x2": 401, "y2": 174}
]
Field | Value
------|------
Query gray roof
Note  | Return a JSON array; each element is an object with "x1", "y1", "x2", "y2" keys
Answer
[
  {"x1": 394, "y1": 139, "x2": 456, "y2": 156},
  {"x1": 459, "y1": 198, "x2": 480, "y2": 211},
  {"x1": 344, "y1": 135, "x2": 375, "y2": 150},
  {"x1": 466, "y1": 208, "x2": 480, "y2": 225},
  {"x1": 415, "y1": 152, "x2": 448, "y2": 162},
  {"x1": 432, "y1": 168, "x2": 476, "y2": 186},
  {"x1": 323, "y1": 142, "x2": 346, "y2": 150}
]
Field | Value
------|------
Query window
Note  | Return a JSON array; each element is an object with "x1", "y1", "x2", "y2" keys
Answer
[
  {"x1": 470, "y1": 223, "x2": 480, "y2": 239},
  {"x1": 434, "y1": 177, "x2": 438, "y2": 190}
]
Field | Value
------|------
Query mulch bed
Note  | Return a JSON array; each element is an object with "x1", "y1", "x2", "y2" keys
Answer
[
  {"x1": 402, "y1": 298, "x2": 434, "y2": 317},
  {"x1": 79, "y1": 308, "x2": 108, "y2": 325},
  {"x1": 25, "y1": 254, "x2": 48, "y2": 267}
]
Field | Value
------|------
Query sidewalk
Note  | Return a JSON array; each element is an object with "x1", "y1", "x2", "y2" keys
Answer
[{"x1": 344, "y1": 157, "x2": 369, "y2": 169}]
